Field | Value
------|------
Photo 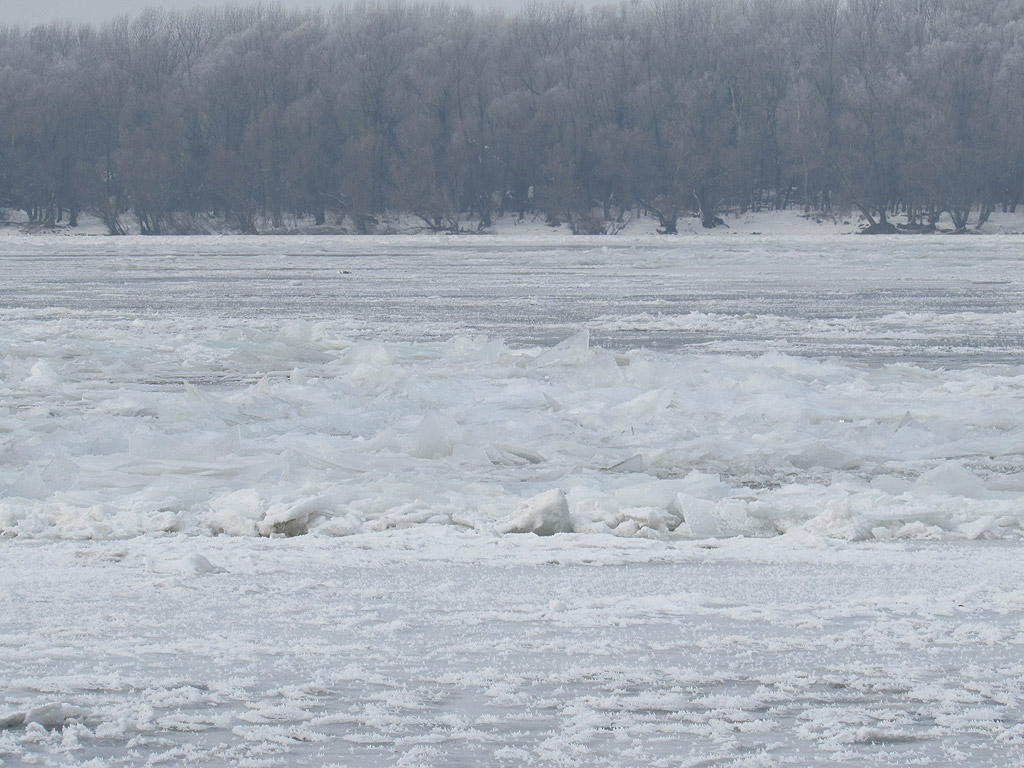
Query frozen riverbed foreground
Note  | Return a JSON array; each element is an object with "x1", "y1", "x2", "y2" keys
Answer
[{"x1": 2, "y1": 533, "x2": 1024, "y2": 767}]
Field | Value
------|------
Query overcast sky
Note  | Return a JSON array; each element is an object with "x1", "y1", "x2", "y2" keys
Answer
[{"x1": 6, "y1": 0, "x2": 535, "y2": 29}]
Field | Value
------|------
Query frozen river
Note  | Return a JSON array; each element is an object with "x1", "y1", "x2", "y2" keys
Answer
[
  {"x1": 3, "y1": 234, "x2": 1024, "y2": 362},
  {"x1": 2, "y1": 234, "x2": 1024, "y2": 766}
]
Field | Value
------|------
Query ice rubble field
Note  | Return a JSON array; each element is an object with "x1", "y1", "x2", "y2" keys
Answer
[{"x1": 2, "y1": 233, "x2": 1024, "y2": 766}]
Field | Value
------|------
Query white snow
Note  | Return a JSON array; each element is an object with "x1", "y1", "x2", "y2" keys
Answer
[{"x1": 1, "y1": 232, "x2": 1024, "y2": 765}]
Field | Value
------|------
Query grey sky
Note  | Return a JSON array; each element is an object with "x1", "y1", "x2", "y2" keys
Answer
[{"x1": 5, "y1": 0, "x2": 530, "y2": 29}]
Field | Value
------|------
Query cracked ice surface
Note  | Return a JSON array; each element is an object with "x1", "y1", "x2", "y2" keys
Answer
[{"x1": 1, "y1": 234, "x2": 1024, "y2": 765}]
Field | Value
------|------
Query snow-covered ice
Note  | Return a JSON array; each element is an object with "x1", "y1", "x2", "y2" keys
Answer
[
  {"x1": 4, "y1": 535, "x2": 1024, "y2": 767},
  {"x1": 2, "y1": 233, "x2": 1024, "y2": 765}
]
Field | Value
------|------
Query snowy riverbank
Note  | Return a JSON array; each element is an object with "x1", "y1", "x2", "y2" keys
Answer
[{"x1": 4, "y1": 207, "x2": 1024, "y2": 237}]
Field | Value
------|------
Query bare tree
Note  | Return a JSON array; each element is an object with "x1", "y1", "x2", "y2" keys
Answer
[{"x1": 0, "y1": 0, "x2": 1020, "y2": 234}]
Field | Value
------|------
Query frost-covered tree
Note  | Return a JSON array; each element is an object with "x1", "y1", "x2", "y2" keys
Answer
[{"x1": 1, "y1": 0, "x2": 1022, "y2": 233}]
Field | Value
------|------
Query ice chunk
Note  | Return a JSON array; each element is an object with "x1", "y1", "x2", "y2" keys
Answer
[
  {"x1": 469, "y1": 336, "x2": 509, "y2": 363},
  {"x1": 895, "y1": 410, "x2": 922, "y2": 432},
  {"x1": 960, "y1": 515, "x2": 998, "y2": 540},
  {"x1": 914, "y1": 462, "x2": 987, "y2": 498},
  {"x1": 612, "y1": 506, "x2": 674, "y2": 538},
  {"x1": 790, "y1": 442, "x2": 862, "y2": 470},
  {"x1": 617, "y1": 388, "x2": 674, "y2": 418},
  {"x1": 616, "y1": 473, "x2": 728, "y2": 509},
  {"x1": 802, "y1": 500, "x2": 871, "y2": 540},
  {"x1": 686, "y1": 496, "x2": 767, "y2": 538},
  {"x1": 258, "y1": 495, "x2": 331, "y2": 537},
  {"x1": 870, "y1": 475, "x2": 912, "y2": 495},
  {"x1": 7, "y1": 465, "x2": 50, "y2": 500},
  {"x1": 208, "y1": 489, "x2": 264, "y2": 536},
  {"x1": 40, "y1": 453, "x2": 81, "y2": 492},
  {"x1": 183, "y1": 381, "x2": 208, "y2": 402},
  {"x1": 145, "y1": 553, "x2": 226, "y2": 576},
  {"x1": 566, "y1": 493, "x2": 620, "y2": 530},
  {"x1": 616, "y1": 479, "x2": 691, "y2": 508},
  {"x1": 576, "y1": 352, "x2": 624, "y2": 387},
  {"x1": 496, "y1": 489, "x2": 572, "y2": 536},
  {"x1": 23, "y1": 703, "x2": 84, "y2": 729},
  {"x1": 24, "y1": 360, "x2": 60, "y2": 387},
  {"x1": 606, "y1": 454, "x2": 645, "y2": 473},
  {"x1": 0, "y1": 711, "x2": 26, "y2": 729},
  {"x1": 680, "y1": 497, "x2": 723, "y2": 538},
  {"x1": 532, "y1": 329, "x2": 590, "y2": 367},
  {"x1": 310, "y1": 512, "x2": 363, "y2": 536},
  {"x1": 488, "y1": 444, "x2": 546, "y2": 465},
  {"x1": 451, "y1": 442, "x2": 492, "y2": 465},
  {"x1": 412, "y1": 413, "x2": 459, "y2": 459}
]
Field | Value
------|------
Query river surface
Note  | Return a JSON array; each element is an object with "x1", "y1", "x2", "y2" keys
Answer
[{"x1": 1, "y1": 234, "x2": 1023, "y2": 767}]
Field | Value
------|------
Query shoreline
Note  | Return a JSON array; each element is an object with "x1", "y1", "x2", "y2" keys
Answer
[{"x1": 4, "y1": 207, "x2": 1024, "y2": 238}]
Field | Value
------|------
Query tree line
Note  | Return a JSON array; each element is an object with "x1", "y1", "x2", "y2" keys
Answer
[{"x1": 1, "y1": 0, "x2": 1022, "y2": 235}]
